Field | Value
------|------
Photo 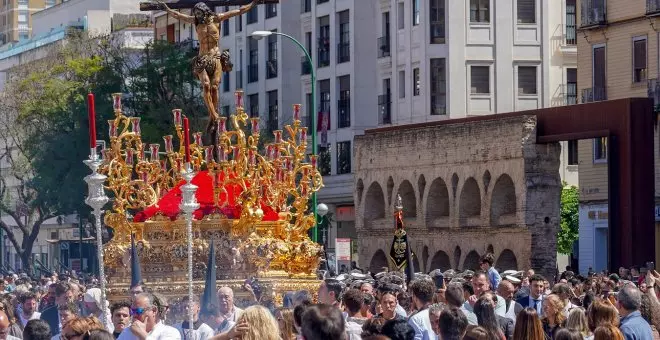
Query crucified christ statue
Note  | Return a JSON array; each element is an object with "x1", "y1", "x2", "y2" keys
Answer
[{"x1": 157, "y1": 0, "x2": 261, "y2": 131}]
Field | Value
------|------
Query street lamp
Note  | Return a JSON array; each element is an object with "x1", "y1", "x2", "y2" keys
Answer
[
  {"x1": 316, "y1": 203, "x2": 329, "y2": 246},
  {"x1": 251, "y1": 30, "x2": 319, "y2": 242}
]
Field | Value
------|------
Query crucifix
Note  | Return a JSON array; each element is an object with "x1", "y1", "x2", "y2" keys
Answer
[{"x1": 141, "y1": 0, "x2": 278, "y2": 133}]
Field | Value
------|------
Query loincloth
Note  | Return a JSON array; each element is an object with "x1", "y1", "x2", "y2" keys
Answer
[{"x1": 192, "y1": 50, "x2": 233, "y2": 76}]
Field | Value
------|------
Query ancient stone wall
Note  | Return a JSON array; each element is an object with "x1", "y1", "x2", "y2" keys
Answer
[{"x1": 354, "y1": 115, "x2": 561, "y2": 280}]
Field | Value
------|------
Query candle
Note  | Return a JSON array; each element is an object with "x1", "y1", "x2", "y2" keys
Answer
[
  {"x1": 251, "y1": 117, "x2": 260, "y2": 135},
  {"x1": 310, "y1": 155, "x2": 318, "y2": 169},
  {"x1": 217, "y1": 117, "x2": 227, "y2": 133},
  {"x1": 108, "y1": 120, "x2": 118, "y2": 138},
  {"x1": 293, "y1": 104, "x2": 301, "y2": 122},
  {"x1": 112, "y1": 93, "x2": 122, "y2": 112},
  {"x1": 235, "y1": 90, "x2": 244, "y2": 108},
  {"x1": 163, "y1": 135, "x2": 173, "y2": 153},
  {"x1": 172, "y1": 109, "x2": 183, "y2": 127},
  {"x1": 300, "y1": 127, "x2": 308, "y2": 144},
  {"x1": 183, "y1": 117, "x2": 191, "y2": 163},
  {"x1": 87, "y1": 93, "x2": 96, "y2": 149},
  {"x1": 150, "y1": 144, "x2": 160, "y2": 161}
]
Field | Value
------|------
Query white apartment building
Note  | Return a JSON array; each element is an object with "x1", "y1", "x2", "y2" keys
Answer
[{"x1": 153, "y1": 0, "x2": 578, "y2": 266}]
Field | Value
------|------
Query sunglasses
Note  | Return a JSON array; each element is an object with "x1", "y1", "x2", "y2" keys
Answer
[{"x1": 130, "y1": 307, "x2": 146, "y2": 316}]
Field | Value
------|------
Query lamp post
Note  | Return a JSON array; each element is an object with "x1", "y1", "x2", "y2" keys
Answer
[{"x1": 250, "y1": 30, "x2": 318, "y2": 242}]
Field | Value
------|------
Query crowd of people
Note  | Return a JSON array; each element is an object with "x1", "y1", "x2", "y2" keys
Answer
[{"x1": 0, "y1": 253, "x2": 657, "y2": 339}]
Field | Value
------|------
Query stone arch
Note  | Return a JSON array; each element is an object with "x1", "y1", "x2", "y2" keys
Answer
[
  {"x1": 418, "y1": 175, "x2": 426, "y2": 203},
  {"x1": 426, "y1": 177, "x2": 450, "y2": 228},
  {"x1": 356, "y1": 179, "x2": 364, "y2": 207},
  {"x1": 387, "y1": 176, "x2": 394, "y2": 206},
  {"x1": 463, "y1": 250, "x2": 481, "y2": 270},
  {"x1": 459, "y1": 177, "x2": 481, "y2": 227},
  {"x1": 369, "y1": 249, "x2": 389, "y2": 273},
  {"x1": 453, "y1": 246, "x2": 462, "y2": 269},
  {"x1": 483, "y1": 170, "x2": 491, "y2": 194},
  {"x1": 364, "y1": 182, "x2": 385, "y2": 225},
  {"x1": 412, "y1": 256, "x2": 420, "y2": 273},
  {"x1": 451, "y1": 173, "x2": 459, "y2": 199},
  {"x1": 422, "y1": 246, "x2": 429, "y2": 272},
  {"x1": 487, "y1": 244, "x2": 494, "y2": 254},
  {"x1": 495, "y1": 249, "x2": 518, "y2": 271},
  {"x1": 429, "y1": 250, "x2": 451, "y2": 271},
  {"x1": 490, "y1": 174, "x2": 517, "y2": 226},
  {"x1": 397, "y1": 180, "x2": 417, "y2": 218}
]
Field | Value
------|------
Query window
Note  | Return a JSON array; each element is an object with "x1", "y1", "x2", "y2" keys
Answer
[
  {"x1": 236, "y1": 49, "x2": 243, "y2": 89},
  {"x1": 301, "y1": 0, "x2": 311, "y2": 13},
  {"x1": 337, "y1": 141, "x2": 351, "y2": 175},
  {"x1": 413, "y1": 0, "x2": 420, "y2": 26},
  {"x1": 319, "y1": 79, "x2": 331, "y2": 116},
  {"x1": 470, "y1": 0, "x2": 490, "y2": 23},
  {"x1": 338, "y1": 11, "x2": 350, "y2": 63},
  {"x1": 266, "y1": 3, "x2": 277, "y2": 18},
  {"x1": 430, "y1": 58, "x2": 446, "y2": 115},
  {"x1": 267, "y1": 90, "x2": 278, "y2": 132},
  {"x1": 249, "y1": 93, "x2": 259, "y2": 118},
  {"x1": 429, "y1": 0, "x2": 445, "y2": 44},
  {"x1": 567, "y1": 140, "x2": 578, "y2": 165},
  {"x1": 318, "y1": 16, "x2": 330, "y2": 67},
  {"x1": 247, "y1": 6, "x2": 258, "y2": 24},
  {"x1": 566, "y1": 68, "x2": 577, "y2": 105},
  {"x1": 222, "y1": 106, "x2": 230, "y2": 118},
  {"x1": 318, "y1": 0, "x2": 329, "y2": 3},
  {"x1": 222, "y1": 71, "x2": 230, "y2": 92},
  {"x1": 593, "y1": 137, "x2": 607, "y2": 162},
  {"x1": 318, "y1": 146, "x2": 331, "y2": 176},
  {"x1": 222, "y1": 7, "x2": 230, "y2": 36},
  {"x1": 471, "y1": 66, "x2": 490, "y2": 94},
  {"x1": 633, "y1": 37, "x2": 647, "y2": 83},
  {"x1": 518, "y1": 66, "x2": 537, "y2": 95},
  {"x1": 517, "y1": 0, "x2": 535, "y2": 24},
  {"x1": 235, "y1": 13, "x2": 243, "y2": 32},
  {"x1": 18, "y1": 14, "x2": 26, "y2": 23},
  {"x1": 248, "y1": 37, "x2": 258, "y2": 83},
  {"x1": 413, "y1": 68, "x2": 420, "y2": 96},
  {"x1": 338, "y1": 75, "x2": 350, "y2": 128},
  {"x1": 566, "y1": 0, "x2": 576, "y2": 45},
  {"x1": 398, "y1": 70, "x2": 406, "y2": 98},
  {"x1": 592, "y1": 45, "x2": 606, "y2": 101},
  {"x1": 267, "y1": 32, "x2": 278, "y2": 79},
  {"x1": 398, "y1": 3, "x2": 405, "y2": 29}
]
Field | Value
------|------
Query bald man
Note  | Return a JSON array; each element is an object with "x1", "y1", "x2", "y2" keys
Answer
[
  {"x1": 216, "y1": 287, "x2": 243, "y2": 334},
  {"x1": 0, "y1": 311, "x2": 21, "y2": 340},
  {"x1": 498, "y1": 280, "x2": 523, "y2": 322}
]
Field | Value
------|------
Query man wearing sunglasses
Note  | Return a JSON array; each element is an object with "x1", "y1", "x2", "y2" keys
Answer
[{"x1": 117, "y1": 293, "x2": 180, "y2": 340}]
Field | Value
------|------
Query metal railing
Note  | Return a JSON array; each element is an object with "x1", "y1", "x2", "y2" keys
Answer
[
  {"x1": 580, "y1": 0, "x2": 607, "y2": 28},
  {"x1": 301, "y1": 56, "x2": 311, "y2": 75},
  {"x1": 648, "y1": 0, "x2": 660, "y2": 15},
  {"x1": 378, "y1": 94, "x2": 391, "y2": 124},
  {"x1": 581, "y1": 87, "x2": 607, "y2": 103},
  {"x1": 337, "y1": 42, "x2": 350, "y2": 63},
  {"x1": 430, "y1": 96, "x2": 446, "y2": 115},
  {"x1": 338, "y1": 99, "x2": 350, "y2": 128},
  {"x1": 378, "y1": 36, "x2": 390, "y2": 58},
  {"x1": 266, "y1": 59, "x2": 278, "y2": 79},
  {"x1": 317, "y1": 38, "x2": 330, "y2": 67},
  {"x1": 562, "y1": 84, "x2": 578, "y2": 105}
]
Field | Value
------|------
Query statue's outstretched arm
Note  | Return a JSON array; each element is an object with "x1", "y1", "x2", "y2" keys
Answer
[
  {"x1": 156, "y1": 0, "x2": 194, "y2": 23},
  {"x1": 217, "y1": 0, "x2": 260, "y2": 21}
]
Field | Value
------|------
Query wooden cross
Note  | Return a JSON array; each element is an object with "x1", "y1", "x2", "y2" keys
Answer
[{"x1": 140, "y1": 0, "x2": 278, "y2": 11}]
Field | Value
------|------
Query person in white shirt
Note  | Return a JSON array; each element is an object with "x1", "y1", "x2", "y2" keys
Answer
[
  {"x1": 117, "y1": 292, "x2": 181, "y2": 340},
  {"x1": 464, "y1": 271, "x2": 507, "y2": 318},
  {"x1": 174, "y1": 296, "x2": 214, "y2": 340},
  {"x1": 19, "y1": 292, "x2": 41, "y2": 327},
  {"x1": 216, "y1": 287, "x2": 243, "y2": 334},
  {"x1": 83, "y1": 288, "x2": 114, "y2": 333},
  {"x1": 407, "y1": 279, "x2": 437, "y2": 340}
]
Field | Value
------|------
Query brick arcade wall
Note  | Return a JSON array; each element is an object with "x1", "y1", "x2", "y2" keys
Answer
[{"x1": 354, "y1": 115, "x2": 561, "y2": 280}]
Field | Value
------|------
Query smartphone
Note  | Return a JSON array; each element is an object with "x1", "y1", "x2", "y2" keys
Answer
[{"x1": 647, "y1": 262, "x2": 655, "y2": 270}]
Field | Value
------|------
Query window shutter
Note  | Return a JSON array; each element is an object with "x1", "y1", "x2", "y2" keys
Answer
[
  {"x1": 634, "y1": 40, "x2": 647, "y2": 70},
  {"x1": 471, "y1": 66, "x2": 490, "y2": 94}
]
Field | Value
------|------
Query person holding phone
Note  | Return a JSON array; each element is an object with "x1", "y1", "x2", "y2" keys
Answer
[{"x1": 116, "y1": 293, "x2": 180, "y2": 340}]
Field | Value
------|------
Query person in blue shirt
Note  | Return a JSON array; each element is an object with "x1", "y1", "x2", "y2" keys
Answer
[
  {"x1": 617, "y1": 284, "x2": 653, "y2": 340},
  {"x1": 480, "y1": 253, "x2": 502, "y2": 291}
]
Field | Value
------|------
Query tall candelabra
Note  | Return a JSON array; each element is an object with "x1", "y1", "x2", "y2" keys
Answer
[
  {"x1": 83, "y1": 150, "x2": 109, "y2": 329},
  {"x1": 179, "y1": 162, "x2": 199, "y2": 335}
]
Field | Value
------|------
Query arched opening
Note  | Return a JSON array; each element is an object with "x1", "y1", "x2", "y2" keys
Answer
[
  {"x1": 412, "y1": 256, "x2": 420, "y2": 273},
  {"x1": 422, "y1": 246, "x2": 429, "y2": 272},
  {"x1": 364, "y1": 182, "x2": 385, "y2": 227},
  {"x1": 418, "y1": 175, "x2": 426, "y2": 203},
  {"x1": 490, "y1": 174, "x2": 517, "y2": 226},
  {"x1": 356, "y1": 179, "x2": 364, "y2": 207},
  {"x1": 426, "y1": 178, "x2": 450, "y2": 228},
  {"x1": 397, "y1": 180, "x2": 417, "y2": 218},
  {"x1": 487, "y1": 244, "x2": 494, "y2": 254},
  {"x1": 429, "y1": 251, "x2": 451, "y2": 271},
  {"x1": 387, "y1": 176, "x2": 394, "y2": 206},
  {"x1": 369, "y1": 249, "x2": 389, "y2": 273},
  {"x1": 495, "y1": 249, "x2": 518, "y2": 271},
  {"x1": 463, "y1": 250, "x2": 481, "y2": 271},
  {"x1": 453, "y1": 246, "x2": 462, "y2": 269},
  {"x1": 459, "y1": 177, "x2": 481, "y2": 227}
]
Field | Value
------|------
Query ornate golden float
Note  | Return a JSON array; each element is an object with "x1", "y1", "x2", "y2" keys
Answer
[{"x1": 97, "y1": 91, "x2": 324, "y2": 304}]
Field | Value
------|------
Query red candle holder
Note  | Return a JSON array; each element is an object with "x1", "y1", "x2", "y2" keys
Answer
[
  {"x1": 150, "y1": 144, "x2": 160, "y2": 161},
  {"x1": 274, "y1": 130, "x2": 282, "y2": 144},
  {"x1": 293, "y1": 104, "x2": 301, "y2": 121},
  {"x1": 310, "y1": 155, "x2": 318, "y2": 169},
  {"x1": 300, "y1": 127, "x2": 308, "y2": 144},
  {"x1": 248, "y1": 149, "x2": 256, "y2": 165},
  {"x1": 251, "y1": 117, "x2": 260, "y2": 135},
  {"x1": 163, "y1": 135, "x2": 173, "y2": 153},
  {"x1": 125, "y1": 149, "x2": 134, "y2": 165},
  {"x1": 138, "y1": 148, "x2": 145, "y2": 162},
  {"x1": 172, "y1": 109, "x2": 183, "y2": 127},
  {"x1": 108, "y1": 120, "x2": 118, "y2": 138},
  {"x1": 235, "y1": 90, "x2": 244, "y2": 108},
  {"x1": 194, "y1": 132, "x2": 203, "y2": 146},
  {"x1": 218, "y1": 145, "x2": 227, "y2": 162},
  {"x1": 131, "y1": 117, "x2": 141, "y2": 135},
  {"x1": 112, "y1": 93, "x2": 122, "y2": 112},
  {"x1": 205, "y1": 146, "x2": 214, "y2": 164},
  {"x1": 217, "y1": 117, "x2": 227, "y2": 133}
]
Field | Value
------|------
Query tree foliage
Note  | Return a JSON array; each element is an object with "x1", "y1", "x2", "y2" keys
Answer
[{"x1": 558, "y1": 182, "x2": 579, "y2": 255}]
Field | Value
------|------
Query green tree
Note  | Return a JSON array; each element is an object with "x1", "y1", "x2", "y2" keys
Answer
[{"x1": 558, "y1": 182, "x2": 579, "y2": 255}]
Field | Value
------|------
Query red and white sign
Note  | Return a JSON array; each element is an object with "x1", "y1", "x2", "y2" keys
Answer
[{"x1": 336, "y1": 238, "x2": 352, "y2": 261}]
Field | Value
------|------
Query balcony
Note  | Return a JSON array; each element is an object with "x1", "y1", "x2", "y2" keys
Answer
[
  {"x1": 648, "y1": 79, "x2": 660, "y2": 112},
  {"x1": 317, "y1": 38, "x2": 330, "y2": 67},
  {"x1": 301, "y1": 56, "x2": 311, "y2": 75},
  {"x1": 580, "y1": 0, "x2": 607, "y2": 28},
  {"x1": 378, "y1": 94, "x2": 391, "y2": 125},
  {"x1": 562, "y1": 84, "x2": 578, "y2": 105},
  {"x1": 378, "y1": 36, "x2": 390, "y2": 58},
  {"x1": 338, "y1": 99, "x2": 350, "y2": 128},
  {"x1": 648, "y1": 0, "x2": 660, "y2": 16},
  {"x1": 236, "y1": 70, "x2": 243, "y2": 89},
  {"x1": 266, "y1": 59, "x2": 278, "y2": 79},
  {"x1": 337, "y1": 42, "x2": 350, "y2": 63},
  {"x1": 581, "y1": 87, "x2": 607, "y2": 103},
  {"x1": 247, "y1": 64, "x2": 258, "y2": 83}
]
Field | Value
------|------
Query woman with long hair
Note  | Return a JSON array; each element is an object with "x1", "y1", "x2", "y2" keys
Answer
[
  {"x1": 473, "y1": 298, "x2": 505, "y2": 340},
  {"x1": 586, "y1": 298, "x2": 619, "y2": 331},
  {"x1": 463, "y1": 326, "x2": 491, "y2": 340},
  {"x1": 233, "y1": 305, "x2": 280, "y2": 340},
  {"x1": 554, "y1": 328, "x2": 583, "y2": 340},
  {"x1": 593, "y1": 324, "x2": 624, "y2": 340},
  {"x1": 543, "y1": 294, "x2": 567, "y2": 339},
  {"x1": 512, "y1": 308, "x2": 545, "y2": 340},
  {"x1": 275, "y1": 307, "x2": 296, "y2": 340},
  {"x1": 566, "y1": 308, "x2": 593, "y2": 339}
]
